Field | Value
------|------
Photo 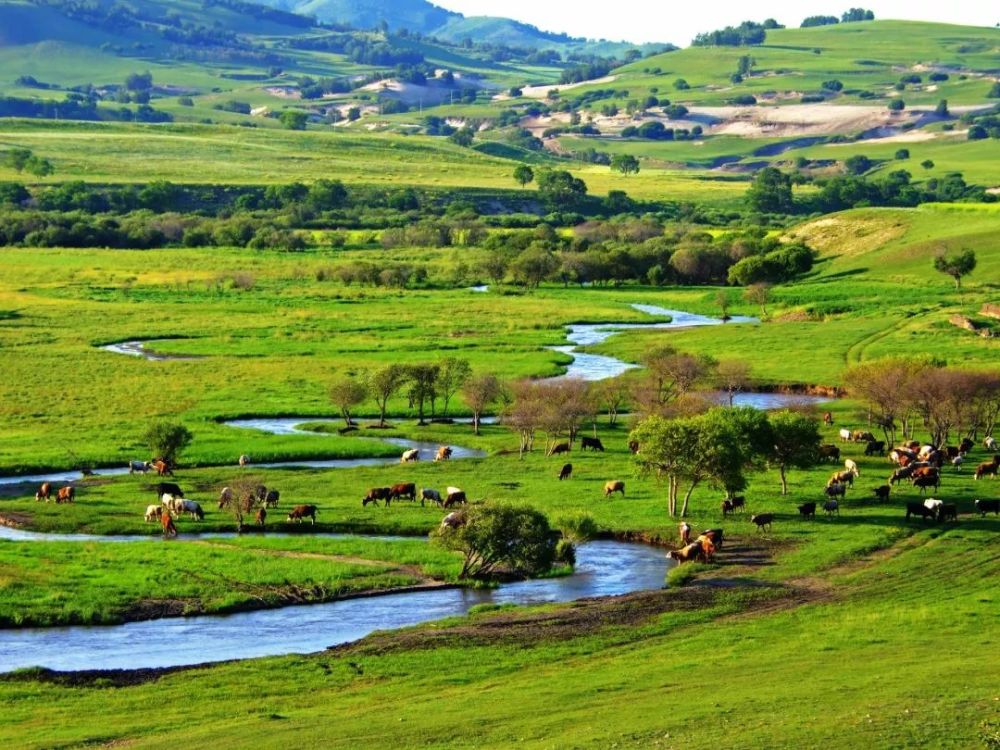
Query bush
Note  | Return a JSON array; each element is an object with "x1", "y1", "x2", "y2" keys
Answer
[
  {"x1": 142, "y1": 422, "x2": 193, "y2": 465},
  {"x1": 553, "y1": 511, "x2": 599, "y2": 544}
]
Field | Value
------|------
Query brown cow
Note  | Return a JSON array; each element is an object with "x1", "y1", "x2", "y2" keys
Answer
[
  {"x1": 549, "y1": 442, "x2": 571, "y2": 456},
  {"x1": 56, "y1": 486, "x2": 75, "y2": 504},
  {"x1": 443, "y1": 490, "x2": 467, "y2": 508},
  {"x1": 667, "y1": 542, "x2": 705, "y2": 563},
  {"x1": 35, "y1": 482, "x2": 51, "y2": 502},
  {"x1": 389, "y1": 483, "x2": 416, "y2": 503},
  {"x1": 818, "y1": 444, "x2": 840, "y2": 462},
  {"x1": 363, "y1": 487, "x2": 391, "y2": 507},
  {"x1": 160, "y1": 509, "x2": 177, "y2": 538},
  {"x1": 628, "y1": 441, "x2": 640, "y2": 455},
  {"x1": 255, "y1": 508, "x2": 267, "y2": 527},
  {"x1": 559, "y1": 463, "x2": 573, "y2": 481},
  {"x1": 434, "y1": 446, "x2": 453, "y2": 462},
  {"x1": 823, "y1": 412, "x2": 833, "y2": 426},
  {"x1": 694, "y1": 533, "x2": 717, "y2": 562},
  {"x1": 604, "y1": 480, "x2": 625, "y2": 498},
  {"x1": 286, "y1": 505, "x2": 317, "y2": 525},
  {"x1": 151, "y1": 460, "x2": 173, "y2": 477},
  {"x1": 974, "y1": 456, "x2": 1000, "y2": 480}
]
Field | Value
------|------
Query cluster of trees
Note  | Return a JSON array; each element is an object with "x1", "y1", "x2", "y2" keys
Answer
[
  {"x1": 844, "y1": 358, "x2": 999, "y2": 448},
  {"x1": 0, "y1": 95, "x2": 172, "y2": 123},
  {"x1": 0, "y1": 148, "x2": 53, "y2": 177},
  {"x1": 801, "y1": 8, "x2": 874, "y2": 27},
  {"x1": 620, "y1": 121, "x2": 702, "y2": 142},
  {"x1": 692, "y1": 20, "x2": 780, "y2": 47},
  {"x1": 329, "y1": 359, "x2": 476, "y2": 427}
]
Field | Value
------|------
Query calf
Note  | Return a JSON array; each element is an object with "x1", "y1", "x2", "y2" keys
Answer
[
  {"x1": 559, "y1": 463, "x2": 573, "y2": 481},
  {"x1": 823, "y1": 412, "x2": 833, "y2": 426},
  {"x1": 581, "y1": 437, "x2": 605, "y2": 452},
  {"x1": 286, "y1": 504, "x2": 318, "y2": 525},
  {"x1": 363, "y1": 487, "x2": 391, "y2": 507},
  {"x1": 239, "y1": 454, "x2": 250, "y2": 467},
  {"x1": 872, "y1": 485, "x2": 891, "y2": 502},
  {"x1": 57, "y1": 486, "x2": 75, "y2": 504},
  {"x1": 798, "y1": 502, "x2": 816, "y2": 519},
  {"x1": 905, "y1": 502, "x2": 936, "y2": 522},
  {"x1": 389, "y1": 483, "x2": 416, "y2": 503},
  {"x1": 922, "y1": 498, "x2": 943, "y2": 514},
  {"x1": 35, "y1": 482, "x2": 51, "y2": 502},
  {"x1": 264, "y1": 490, "x2": 280, "y2": 508},
  {"x1": 975, "y1": 498, "x2": 1000, "y2": 517},
  {"x1": 549, "y1": 442, "x2": 571, "y2": 456},
  {"x1": 853, "y1": 430, "x2": 875, "y2": 443},
  {"x1": 865, "y1": 441, "x2": 886, "y2": 457},
  {"x1": 750, "y1": 513, "x2": 773, "y2": 532},
  {"x1": 441, "y1": 512, "x2": 465, "y2": 529},
  {"x1": 694, "y1": 533, "x2": 716, "y2": 562},
  {"x1": 823, "y1": 500, "x2": 840, "y2": 517},
  {"x1": 604, "y1": 480, "x2": 625, "y2": 498},
  {"x1": 951, "y1": 456, "x2": 964, "y2": 472},
  {"x1": 844, "y1": 459, "x2": 860, "y2": 476},
  {"x1": 938, "y1": 503, "x2": 958, "y2": 522},
  {"x1": 420, "y1": 488, "x2": 443, "y2": 507}
]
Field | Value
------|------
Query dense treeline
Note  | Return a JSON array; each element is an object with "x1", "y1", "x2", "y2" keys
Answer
[
  {"x1": 0, "y1": 96, "x2": 172, "y2": 123},
  {"x1": 692, "y1": 20, "x2": 780, "y2": 47}
]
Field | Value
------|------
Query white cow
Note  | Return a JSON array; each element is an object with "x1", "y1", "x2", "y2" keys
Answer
[
  {"x1": 985, "y1": 437, "x2": 997, "y2": 451},
  {"x1": 839, "y1": 428, "x2": 852, "y2": 442},
  {"x1": 161, "y1": 494, "x2": 185, "y2": 517},
  {"x1": 144, "y1": 504, "x2": 161, "y2": 523},
  {"x1": 238, "y1": 454, "x2": 250, "y2": 467},
  {"x1": 923, "y1": 498, "x2": 944, "y2": 513},
  {"x1": 844, "y1": 459, "x2": 860, "y2": 476},
  {"x1": 401, "y1": 449, "x2": 420, "y2": 463}
]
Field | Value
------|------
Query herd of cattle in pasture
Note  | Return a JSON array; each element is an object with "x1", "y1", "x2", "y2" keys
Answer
[{"x1": 24, "y1": 424, "x2": 1000, "y2": 553}]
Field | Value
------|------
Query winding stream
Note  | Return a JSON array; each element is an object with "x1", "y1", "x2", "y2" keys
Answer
[{"x1": 0, "y1": 535, "x2": 670, "y2": 673}]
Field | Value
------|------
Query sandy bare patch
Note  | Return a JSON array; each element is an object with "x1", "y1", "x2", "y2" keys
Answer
[
  {"x1": 785, "y1": 214, "x2": 909, "y2": 260},
  {"x1": 515, "y1": 76, "x2": 618, "y2": 100}
]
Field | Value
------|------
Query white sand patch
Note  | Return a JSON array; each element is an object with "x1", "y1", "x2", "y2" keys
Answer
[{"x1": 516, "y1": 76, "x2": 618, "y2": 99}]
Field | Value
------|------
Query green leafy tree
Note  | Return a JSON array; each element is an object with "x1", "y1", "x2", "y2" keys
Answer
[
  {"x1": 536, "y1": 170, "x2": 588, "y2": 209},
  {"x1": 279, "y1": 110, "x2": 308, "y2": 130},
  {"x1": 510, "y1": 245, "x2": 559, "y2": 289},
  {"x1": 769, "y1": 410, "x2": 822, "y2": 494},
  {"x1": 887, "y1": 98, "x2": 905, "y2": 113},
  {"x1": 405, "y1": 363, "x2": 440, "y2": 425},
  {"x1": 329, "y1": 375, "x2": 367, "y2": 427},
  {"x1": 432, "y1": 503, "x2": 557, "y2": 579},
  {"x1": 610, "y1": 154, "x2": 640, "y2": 176},
  {"x1": 365, "y1": 364, "x2": 410, "y2": 427},
  {"x1": 142, "y1": 422, "x2": 193, "y2": 465},
  {"x1": 935, "y1": 99, "x2": 950, "y2": 117},
  {"x1": 747, "y1": 167, "x2": 793, "y2": 213},
  {"x1": 933, "y1": 248, "x2": 976, "y2": 290},
  {"x1": 513, "y1": 164, "x2": 534, "y2": 188},
  {"x1": 437, "y1": 357, "x2": 472, "y2": 417}
]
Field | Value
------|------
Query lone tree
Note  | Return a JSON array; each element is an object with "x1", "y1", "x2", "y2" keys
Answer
[
  {"x1": 747, "y1": 167, "x2": 793, "y2": 214},
  {"x1": 768, "y1": 410, "x2": 822, "y2": 494},
  {"x1": 329, "y1": 375, "x2": 367, "y2": 428},
  {"x1": 143, "y1": 422, "x2": 192, "y2": 466},
  {"x1": 460, "y1": 373, "x2": 503, "y2": 435},
  {"x1": 513, "y1": 165, "x2": 534, "y2": 188},
  {"x1": 933, "y1": 248, "x2": 976, "y2": 290},
  {"x1": 365, "y1": 364, "x2": 409, "y2": 427},
  {"x1": 744, "y1": 282, "x2": 773, "y2": 317},
  {"x1": 431, "y1": 502, "x2": 557, "y2": 580},
  {"x1": 611, "y1": 154, "x2": 640, "y2": 176},
  {"x1": 437, "y1": 357, "x2": 472, "y2": 417}
]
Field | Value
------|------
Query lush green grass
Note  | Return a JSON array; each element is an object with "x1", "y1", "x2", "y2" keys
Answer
[{"x1": 0, "y1": 535, "x2": 461, "y2": 626}]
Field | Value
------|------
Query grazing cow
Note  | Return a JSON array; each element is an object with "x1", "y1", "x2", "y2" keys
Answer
[
  {"x1": 750, "y1": 513, "x2": 773, "y2": 532},
  {"x1": 218, "y1": 486, "x2": 233, "y2": 509},
  {"x1": 913, "y1": 475, "x2": 940, "y2": 494},
  {"x1": 798, "y1": 502, "x2": 816, "y2": 519},
  {"x1": 434, "y1": 446, "x2": 452, "y2": 462},
  {"x1": 363, "y1": 487, "x2": 392, "y2": 507},
  {"x1": 904, "y1": 441, "x2": 921, "y2": 452},
  {"x1": 265, "y1": 490, "x2": 280, "y2": 508},
  {"x1": 178, "y1": 500, "x2": 204, "y2": 521},
  {"x1": 604, "y1": 480, "x2": 625, "y2": 498},
  {"x1": 865, "y1": 441, "x2": 886, "y2": 457},
  {"x1": 839, "y1": 428, "x2": 852, "y2": 443},
  {"x1": 161, "y1": 494, "x2": 185, "y2": 517},
  {"x1": 844, "y1": 459, "x2": 860, "y2": 476},
  {"x1": 910, "y1": 466, "x2": 940, "y2": 481},
  {"x1": 945, "y1": 446, "x2": 960, "y2": 460},
  {"x1": 129, "y1": 461, "x2": 151, "y2": 475},
  {"x1": 694, "y1": 533, "x2": 716, "y2": 562},
  {"x1": 581, "y1": 437, "x2": 605, "y2": 452},
  {"x1": 628, "y1": 441, "x2": 640, "y2": 455},
  {"x1": 151, "y1": 460, "x2": 173, "y2": 477},
  {"x1": 160, "y1": 509, "x2": 178, "y2": 538},
  {"x1": 255, "y1": 508, "x2": 266, "y2": 527},
  {"x1": 254, "y1": 485, "x2": 268, "y2": 504},
  {"x1": 721, "y1": 499, "x2": 735, "y2": 516},
  {"x1": 286, "y1": 505, "x2": 317, "y2": 525},
  {"x1": 559, "y1": 463, "x2": 573, "y2": 481},
  {"x1": 823, "y1": 412, "x2": 833, "y2": 426},
  {"x1": 420, "y1": 488, "x2": 443, "y2": 507},
  {"x1": 679, "y1": 522, "x2": 692, "y2": 546},
  {"x1": 238, "y1": 454, "x2": 250, "y2": 467},
  {"x1": 700, "y1": 529, "x2": 725, "y2": 550},
  {"x1": 389, "y1": 483, "x2": 416, "y2": 503},
  {"x1": 57, "y1": 486, "x2": 75, "y2": 504},
  {"x1": 960, "y1": 438, "x2": 975, "y2": 455},
  {"x1": 923, "y1": 498, "x2": 944, "y2": 514},
  {"x1": 974, "y1": 456, "x2": 1000, "y2": 480},
  {"x1": 905, "y1": 502, "x2": 936, "y2": 522},
  {"x1": 35, "y1": 482, "x2": 51, "y2": 502},
  {"x1": 975, "y1": 499, "x2": 1000, "y2": 517},
  {"x1": 825, "y1": 482, "x2": 847, "y2": 500},
  {"x1": 726, "y1": 496, "x2": 746, "y2": 513},
  {"x1": 823, "y1": 500, "x2": 840, "y2": 517},
  {"x1": 829, "y1": 470, "x2": 856, "y2": 488},
  {"x1": 144, "y1": 504, "x2": 160, "y2": 522},
  {"x1": 156, "y1": 482, "x2": 183, "y2": 499},
  {"x1": 984, "y1": 437, "x2": 997, "y2": 451},
  {"x1": 872, "y1": 485, "x2": 891, "y2": 502},
  {"x1": 441, "y1": 512, "x2": 465, "y2": 529},
  {"x1": 938, "y1": 503, "x2": 958, "y2": 522},
  {"x1": 667, "y1": 542, "x2": 705, "y2": 564},
  {"x1": 853, "y1": 431, "x2": 876, "y2": 443},
  {"x1": 549, "y1": 442, "x2": 571, "y2": 456},
  {"x1": 443, "y1": 490, "x2": 467, "y2": 508},
  {"x1": 819, "y1": 444, "x2": 841, "y2": 462},
  {"x1": 401, "y1": 449, "x2": 420, "y2": 464},
  {"x1": 951, "y1": 456, "x2": 964, "y2": 472},
  {"x1": 890, "y1": 466, "x2": 915, "y2": 485}
]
